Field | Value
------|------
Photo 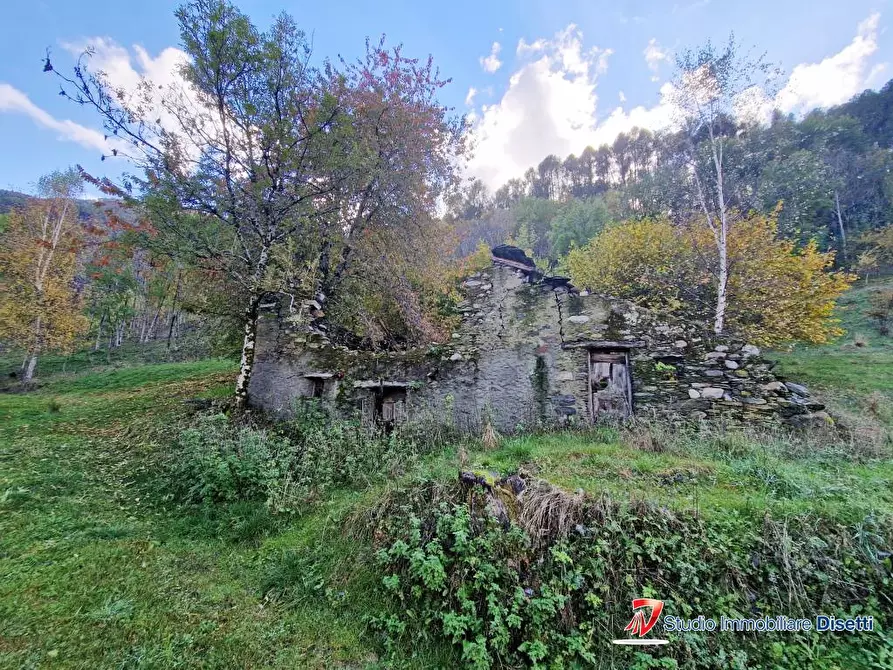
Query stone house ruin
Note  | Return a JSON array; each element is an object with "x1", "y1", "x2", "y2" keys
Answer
[{"x1": 248, "y1": 246, "x2": 827, "y2": 431}]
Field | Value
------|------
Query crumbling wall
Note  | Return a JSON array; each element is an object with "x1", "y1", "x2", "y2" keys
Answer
[{"x1": 249, "y1": 262, "x2": 824, "y2": 431}]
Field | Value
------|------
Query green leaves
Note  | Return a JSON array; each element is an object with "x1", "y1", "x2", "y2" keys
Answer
[{"x1": 372, "y1": 480, "x2": 893, "y2": 669}]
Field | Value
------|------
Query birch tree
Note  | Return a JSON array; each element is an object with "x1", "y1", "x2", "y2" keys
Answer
[
  {"x1": 0, "y1": 169, "x2": 90, "y2": 381},
  {"x1": 667, "y1": 37, "x2": 778, "y2": 333}
]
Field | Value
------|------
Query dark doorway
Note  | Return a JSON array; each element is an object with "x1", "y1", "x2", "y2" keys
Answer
[
  {"x1": 359, "y1": 384, "x2": 408, "y2": 429},
  {"x1": 310, "y1": 378, "x2": 326, "y2": 398}
]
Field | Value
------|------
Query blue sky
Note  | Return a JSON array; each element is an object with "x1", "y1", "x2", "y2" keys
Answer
[{"x1": 1, "y1": 0, "x2": 890, "y2": 195}]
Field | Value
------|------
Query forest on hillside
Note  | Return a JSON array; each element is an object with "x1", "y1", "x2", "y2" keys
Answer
[
  {"x1": 0, "y1": 0, "x2": 892, "y2": 397},
  {"x1": 449, "y1": 79, "x2": 893, "y2": 264}
]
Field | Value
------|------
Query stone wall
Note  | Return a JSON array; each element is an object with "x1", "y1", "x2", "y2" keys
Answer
[{"x1": 248, "y1": 260, "x2": 824, "y2": 431}]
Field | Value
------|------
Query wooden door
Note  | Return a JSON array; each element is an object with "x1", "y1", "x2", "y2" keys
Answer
[
  {"x1": 589, "y1": 352, "x2": 631, "y2": 419},
  {"x1": 380, "y1": 390, "x2": 408, "y2": 426},
  {"x1": 359, "y1": 395, "x2": 375, "y2": 427}
]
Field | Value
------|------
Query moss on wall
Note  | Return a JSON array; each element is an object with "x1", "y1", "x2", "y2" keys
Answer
[{"x1": 530, "y1": 355, "x2": 549, "y2": 422}]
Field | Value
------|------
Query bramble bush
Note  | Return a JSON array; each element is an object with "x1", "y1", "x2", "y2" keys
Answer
[{"x1": 368, "y1": 479, "x2": 893, "y2": 669}]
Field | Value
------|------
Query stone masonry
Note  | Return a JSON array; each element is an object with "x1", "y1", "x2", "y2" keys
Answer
[{"x1": 248, "y1": 249, "x2": 826, "y2": 432}]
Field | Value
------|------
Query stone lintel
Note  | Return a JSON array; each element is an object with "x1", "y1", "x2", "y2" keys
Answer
[
  {"x1": 562, "y1": 340, "x2": 646, "y2": 350},
  {"x1": 353, "y1": 380, "x2": 412, "y2": 389}
]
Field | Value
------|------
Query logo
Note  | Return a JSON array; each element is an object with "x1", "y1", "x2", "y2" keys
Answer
[{"x1": 612, "y1": 598, "x2": 669, "y2": 646}]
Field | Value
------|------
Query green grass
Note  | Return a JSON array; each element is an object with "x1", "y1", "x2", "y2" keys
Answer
[
  {"x1": 0, "y1": 361, "x2": 390, "y2": 669},
  {"x1": 772, "y1": 278, "x2": 893, "y2": 397},
  {"x1": 0, "y1": 333, "x2": 235, "y2": 391},
  {"x1": 471, "y1": 428, "x2": 893, "y2": 521},
  {"x1": 770, "y1": 277, "x2": 893, "y2": 438},
  {"x1": 2, "y1": 276, "x2": 892, "y2": 667}
]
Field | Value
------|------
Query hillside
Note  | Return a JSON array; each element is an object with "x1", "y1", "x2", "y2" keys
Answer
[
  {"x1": 772, "y1": 277, "x2": 893, "y2": 429},
  {"x1": 0, "y1": 188, "x2": 124, "y2": 221},
  {"x1": 1, "y1": 281, "x2": 891, "y2": 668}
]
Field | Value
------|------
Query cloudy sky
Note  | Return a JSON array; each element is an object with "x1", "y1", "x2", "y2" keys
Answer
[{"x1": 1, "y1": 0, "x2": 890, "y2": 196}]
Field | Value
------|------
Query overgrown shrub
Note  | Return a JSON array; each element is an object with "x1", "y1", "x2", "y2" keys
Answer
[
  {"x1": 168, "y1": 413, "x2": 292, "y2": 504},
  {"x1": 368, "y1": 478, "x2": 893, "y2": 669},
  {"x1": 167, "y1": 408, "x2": 455, "y2": 512},
  {"x1": 867, "y1": 289, "x2": 893, "y2": 336}
]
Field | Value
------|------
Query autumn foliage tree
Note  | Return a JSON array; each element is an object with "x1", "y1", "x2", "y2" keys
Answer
[
  {"x1": 51, "y1": 0, "x2": 465, "y2": 405},
  {"x1": 0, "y1": 169, "x2": 90, "y2": 381},
  {"x1": 568, "y1": 213, "x2": 854, "y2": 346}
]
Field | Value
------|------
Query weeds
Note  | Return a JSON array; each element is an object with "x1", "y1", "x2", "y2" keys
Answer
[
  {"x1": 371, "y1": 475, "x2": 893, "y2": 669},
  {"x1": 481, "y1": 416, "x2": 501, "y2": 451},
  {"x1": 2, "y1": 350, "x2": 891, "y2": 669},
  {"x1": 166, "y1": 406, "x2": 458, "y2": 513}
]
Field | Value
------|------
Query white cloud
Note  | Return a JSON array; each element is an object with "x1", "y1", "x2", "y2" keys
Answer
[
  {"x1": 466, "y1": 24, "x2": 670, "y2": 189},
  {"x1": 517, "y1": 37, "x2": 547, "y2": 56},
  {"x1": 775, "y1": 12, "x2": 886, "y2": 114},
  {"x1": 673, "y1": 0, "x2": 711, "y2": 12},
  {"x1": 465, "y1": 87, "x2": 478, "y2": 106},
  {"x1": 588, "y1": 83, "x2": 676, "y2": 148},
  {"x1": 480, "y1": 42, "x2": 503, "y2": 73},
  {"x1": 0, "y1": 38, "x2": 199, "y2": 163},
  {"x1": 0, "y1": 82, "x2": 125, "y2": 155},
  {"x1": 465, "y1": 13, "x2": 889, "y2": 190},
  {"x1": 644, "y1": 38, "x2": 668, "y2": 82},
  {"x1": 61, "y1": 38, "x2": 195, "y2": 137}
]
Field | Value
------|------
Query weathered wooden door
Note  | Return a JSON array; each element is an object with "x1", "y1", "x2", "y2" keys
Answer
[
  {"x1": 381, "y1": 391, "x2": 407, "y2": 425},
  {"x1": 589, "y1": 351, "x2": 632, "y2": 419}
]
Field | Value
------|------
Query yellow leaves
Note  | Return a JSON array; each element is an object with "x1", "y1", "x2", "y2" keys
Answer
[
  {"x1": 858, "y1": 225, "x2": 893, "y2": 265},
  {"x1": 568, "y1": 218, "x2": 698, "y2": 311},
  {"x1": 464, "y1": 241, "x2": 494, "y2": 274},
  {"x1": 724, "y1": 214, "x2": 855, "y2": 346},
  {"x1": 0, "y1": 201, "x2": 89, "y2": 355},
  {"x1": 567, "y1": 212, "x2": 855, "y2": 347}
]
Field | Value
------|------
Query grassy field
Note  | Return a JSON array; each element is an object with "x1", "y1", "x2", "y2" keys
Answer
[
  {"x1": 1, "y1": 282, "x2": 891, "y2": 668},
  {"x1": 772, "y1": 278, "x2": 893, "y2": 407},
  {"x1": 0, "y1": 359, "x2": 410, "y2": 668}
]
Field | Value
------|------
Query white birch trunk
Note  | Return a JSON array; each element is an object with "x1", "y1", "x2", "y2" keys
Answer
[
  {"x1": 24, "y1": 355, "x2": 38, "y2": 383},
  {"x1": 94, "y1": 313, "x2": 105, "y2": 351},
  {"x1": 834, "y1": 191, "x2": 847, "y2": 261},
  {"x1": 234, "y1": 295, "x2": 260, "y2": 407},
  {"x1": 235, "y1": 244, "x2": 271, "y2": 407},
  {"x1": 22, "y1": 314, "x2": 42, "y2": 383},
  {"x1": 709, "y1": 131, "x2": 728, "y2": 335}
]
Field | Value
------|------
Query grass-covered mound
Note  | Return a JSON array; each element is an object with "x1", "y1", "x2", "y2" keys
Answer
[{"x1": 364, "y1": 475, "x2": 892, "y2": 669}]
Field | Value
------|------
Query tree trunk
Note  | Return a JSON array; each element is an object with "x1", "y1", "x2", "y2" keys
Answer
[
  {"x1": 711, "y1": 136, "x2": 728, "y2": 335},
  {"x1": 834, "y1": 190, "x2": 847, "y2": 261},
  {"x1": 714, "y1": 232, "x2": 728, "y2": 334},
  {"x1": 167, "y1": 272, "x2": 182, "y2": 350},
  {"x1": 147, "y1": 310, "x2": 161, "y2": 342},
  {"x1": 94, "y1": 313, "x2": 105, "y2": 351},
  {"x1": 234, "y1": 295, "x2": 261, "y2": 408},
  {"x1": 138, "y1": 310, "x2": 148, "y2": 343},
  {"x1": 23, "y1": 354, "x2": 38, "y2": 383},
  {"x1": 167, "y1": 312, "x2": 178, "y2": 350},
  {"x1": 23, "y1": 313, "x2": 43, "y2": 383}
]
